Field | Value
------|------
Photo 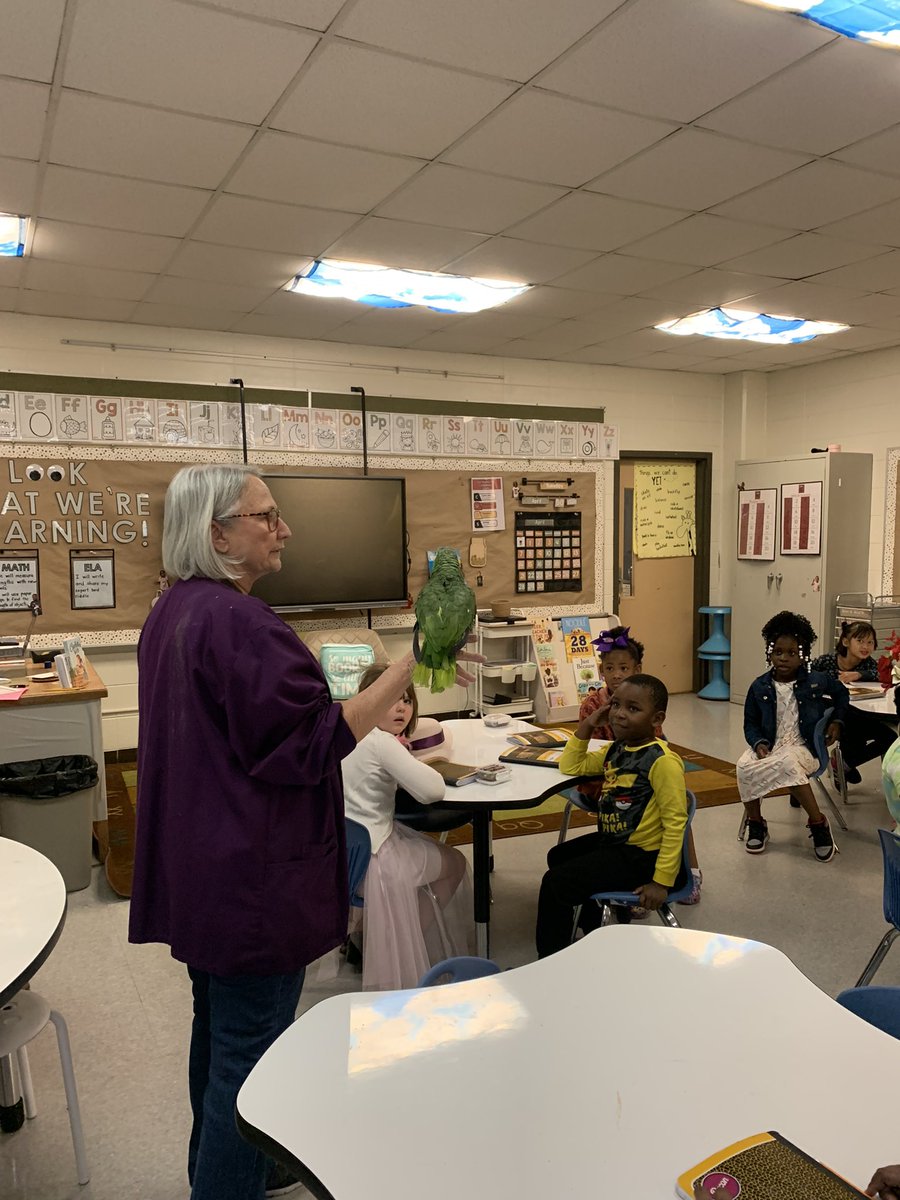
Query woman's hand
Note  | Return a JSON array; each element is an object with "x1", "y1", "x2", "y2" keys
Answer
[
  {"x1": 454, "y1": 646, "x2": 484, "y2": 687},
  {"x1": 634, "y1": 881, "x2": 667, "y2": 910},
  {"x1": 867, "y1": 1164, "x2": 900, "y2": 1197}
]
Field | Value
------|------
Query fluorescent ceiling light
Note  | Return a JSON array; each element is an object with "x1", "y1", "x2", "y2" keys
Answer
[
  {"x1": 287, "y1": 259, "x2": 530, "y2": 314},
  {"x1": 656, "y1": 306, "x2": 849, "y2": 344},
  {"x1": 739, "y1": 1, "x2": 900, "y2": 47},
  {"x1": 0, "y1": 213, "x2": 27, "y2": 257}
]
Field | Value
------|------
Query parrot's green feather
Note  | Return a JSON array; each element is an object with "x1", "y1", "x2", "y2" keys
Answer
[{"x1": 413, "y1": 547, "x2": 476, "y2": 693}]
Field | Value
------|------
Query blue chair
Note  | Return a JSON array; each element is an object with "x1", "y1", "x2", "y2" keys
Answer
[
  {"x1": 557, "y1": 785, "x2": 593, "y2": 845},
  {"x1": 571, "y1": 791, "x2": 697, "y2": 937},
  {"x1": 345, "y1": 818, "x2": 371, "y2": 908},
  {"x1": 855, "y1": 828, "x2": 900, "y2": 986},
  {"x1": 737, "y1": 708, "x2": 849, "y2": 841},
  {"x1": 417, "y1": 956, "x2": 502, "y2": 988},
  {"x1": 836, "y1": 985, "x2": 900, "y2": 1040}
]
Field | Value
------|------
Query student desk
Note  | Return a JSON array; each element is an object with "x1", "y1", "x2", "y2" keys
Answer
[
  {"x1": 434, "y1": 718, "x2": 589, "y2": 957},
  {"x1": 237, "y1": 926, "x2": 900, "y2": 1200},
  {"x1": 849, "y1": 684, "x2": 897, "y2": 720},
  {"x1": 0, "y1": 657, "x2": 108, "y2": 820}
]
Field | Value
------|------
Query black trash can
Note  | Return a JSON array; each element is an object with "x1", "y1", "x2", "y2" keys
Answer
[{"x1": 0, "y1": 755, "x2": 99, "y2": 891}]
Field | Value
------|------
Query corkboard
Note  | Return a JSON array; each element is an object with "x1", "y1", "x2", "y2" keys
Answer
[
  {"x1": 389, "y1": 468, "x2": 595, "y2": 611},
  {"x1": 0, "y1": 454, "x2": 596, "y2": 636}
]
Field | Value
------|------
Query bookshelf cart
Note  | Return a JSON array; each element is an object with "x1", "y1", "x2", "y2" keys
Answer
[{"x1": 474, "y1": 618, "x2": 536, "y2": 719}]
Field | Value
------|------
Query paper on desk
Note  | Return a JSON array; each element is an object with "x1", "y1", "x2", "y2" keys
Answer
[{"x1": 0, "y1": 686, "x2": 26, "y2": 701}]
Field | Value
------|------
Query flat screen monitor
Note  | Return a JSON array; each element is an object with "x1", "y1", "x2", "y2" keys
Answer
[{"x1": 252, "y1": 474, "x2": 408, "y2": 612}]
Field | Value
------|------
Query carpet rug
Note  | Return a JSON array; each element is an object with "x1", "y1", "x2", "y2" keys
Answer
[
  {"x1": 92, "y1": 762, "x2": 136, "y2": 898},
  {"x1": 442, "y1": 743, "x2": 739, "y2": 846}
]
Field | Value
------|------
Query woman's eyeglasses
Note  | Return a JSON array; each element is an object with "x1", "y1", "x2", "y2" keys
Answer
[{"x1": 222, "y1": 508, "x2": 281, "y2": 531}]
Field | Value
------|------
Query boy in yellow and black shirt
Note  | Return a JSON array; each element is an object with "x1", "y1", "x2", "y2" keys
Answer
[{"x1": 535, "y1": 674, "x2": 688, "y2": 957}]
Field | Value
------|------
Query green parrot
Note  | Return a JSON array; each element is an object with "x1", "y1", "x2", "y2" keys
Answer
[{"x1": 412, "y1": 548, "x2": 477, "y2": 693}]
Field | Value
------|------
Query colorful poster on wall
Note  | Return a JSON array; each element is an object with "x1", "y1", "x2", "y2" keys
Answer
[
  {"x1": 633, "y1": 462, "x2": 696, "y2": 558},
  {"x1": 781, "y1": 481, "x2": 822, "y2": 555},
  {"x1": 471, "y1": 476, "x2": 506, "y2": 531},
  {"x1": 737, "y1": 487, "x2": 777, "y2": 561}
]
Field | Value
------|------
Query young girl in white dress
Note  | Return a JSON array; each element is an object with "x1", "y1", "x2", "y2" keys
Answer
[
  {"x1": 738, "y1": 611, "x2": 849, "y2": 863},
  {"x1": 342, "y1": 666, "x2": 474, "y2": 990}
]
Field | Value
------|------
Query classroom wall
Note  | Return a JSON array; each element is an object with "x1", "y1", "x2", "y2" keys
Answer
[
  {"x1": 0, "y1": 312, "x2": 726, "y2": 747},
  {"x1": 762, "y1": 345, "x2": 900, "y2": 598}
]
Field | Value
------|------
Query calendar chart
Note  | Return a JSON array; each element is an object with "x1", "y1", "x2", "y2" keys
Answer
[{"x1": 514, "y1": 512, "x2": 582, "y2": 594}]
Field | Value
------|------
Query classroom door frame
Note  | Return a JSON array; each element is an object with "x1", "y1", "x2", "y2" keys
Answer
[{"x1": 612, "y1": 450, "x2": 712, "y2": 692}]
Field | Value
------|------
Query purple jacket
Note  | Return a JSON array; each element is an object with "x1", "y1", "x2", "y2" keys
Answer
[{"x1": 129, "y1": 578, "x2": 354, "y2": 976}]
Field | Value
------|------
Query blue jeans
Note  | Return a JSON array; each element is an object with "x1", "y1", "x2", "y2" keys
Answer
[{"x1": 186, "y1": 966, "x2": 305, "y2": 1200}]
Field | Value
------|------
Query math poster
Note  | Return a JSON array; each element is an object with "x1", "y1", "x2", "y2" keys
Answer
[
  {"x1": 781, "y1": 481, "x2": 822, "y2": 555},
  {"x1": 737, "y1": 488, "x2": 777, "y2": 561},
  {"x1": 633, "y1": 462, "x2": 696, "y2": 559}
]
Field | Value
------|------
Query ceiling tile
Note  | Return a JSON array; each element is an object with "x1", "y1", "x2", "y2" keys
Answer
[
  {"x1": 273, "y1": 42, "x2": 515, "y2": 158},
  {"x1": 204, "y1": 0, "x2": 344, "y2": 28},
  {"x1": 832, "y1": 125, "x2": 900, "y2": 179},
  {"x1": 193, "y1": 195, "x2": 358, "y2": 255},
  {"x1": 510, "y1": 319, "x2": 612, "y2": 355},
  {"x1": 806, "y1": 326, "x2": 900, "y2": 352},
  {"x1": 0, "y1": 260, "x2": 26, "y2": 288},
  {"x1": 228, "y1": 131, "x2": 423, "y2": 211},
  {"x1": 711, "y1": 161, "x2": 900, "y2": 229},
  {"x1": 559, "y1": 327, "x2": 675, "y2": 358},
  {"x1": 444, "y1": 92, "x2": 674, "y2": 187},
  {"x1": 567, "y1": 297, "x2": 684, "y2": 339},
  {"x1": 817, "y1": 292, "x2": 900, "y2": 326},
  {"x1": 508, "y1": 192, "x2": 687, "y2": 251},
  {"x1": 443, "y1": 238, "x2": 599, "y2": 284},
  {"x1": 17, "y1": 290, "x2": 137, "y2": 322},
  {"x1": 699, "y1": 40, "x2": 900, "y2": 156},
  {"x1": 809, "y1": 250, "x2": 900, "y2": 292},
  {"x1": 0, "y1": 0, "x2": 66, "y2": 84},
  {"x1": 143, "y1": 275, "x2": 277, "y2": 311},
  {"x1": 0, "y1": 286, "x2": 18, "y2": 311},
  {"x1": 551, "y1": 253, "x2": 695, "y2": 294},
  {"x1": 721, "y1": 232, "x2": 887, "y2": 279},
  {"x1": 167, "y1": 242, "x2": 311, "y2": 289},
  {"x1": 251, "y1": 289, "x2": 361, "y2": 321},
  {"x1": 455, "y1": 311, "x2": 565, "y2": 339},
  {"x1": 537, "y1": 0, "x2": 832, "y2": 122},
  {"x1": 30, "y1": 219, "x2": 180, "y2": 272},
  {"x1": 230, "y1": 310, "x2": 356, "y2": 339},
  {"x1": 733, "y1": 281, "x2": 867, "y2": 321},
  {"x1": 639, "y1": 268, "x2": 786, "y2": 307},
  {"x1": 38, "y1": 166, "x2": 213, "y2": 236},
  {"x1": 587, "y1": 129, "x2": 809, "y2": 212},
  {"x1": 322, "y1": 306, "x2": 450, "y2": 347},
  {"x1": 409, "y1": 328, "x2": 512, "y2": 355},
  {"x1": 817, "y1": 199, "x2": 900, "y2": 249},
  {"x1": 0, "y1": 80, "x2": 50, "y2": 160},
  {"x1": 24, "y1": 259, "x2": 155, "y2": 301},
  {"x1": 337, "y1": 0, "x2": 619, "y2": 82},
  {"x1": 49, "y1": 92, "x2": 254, "y2": 188},
  {"x1": 621, "y1": 214, "x2": 792, "y2": 267},
  {"x1": 375, "y1": 164, "x2": 565, "y2": 234},
  {"x1": 498, "y1": 285, "x2": 620, "y2": 318},
  {"x1": 621, "y1": 351, "x2": 708, "y2": 371},
  {"x1": 130, "y1": 303, "x2": 249, "y2": 332},
  {"x1": 323, "y1": 216, "x2": 486, "y2": 269},
  {"x1": 687, "y1": 356, "x2": 767, "y2": 372},
  {"x1": 65, "y1": 0, "x2": 320, "y2": 122},
  {"x1": 0, "y1": 157, "x2": 38, "y2": 215}
]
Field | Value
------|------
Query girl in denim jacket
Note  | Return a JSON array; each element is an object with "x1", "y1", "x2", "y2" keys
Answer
[{"x1": 738, "y1": 611, "x2": 849, "y2": 862}]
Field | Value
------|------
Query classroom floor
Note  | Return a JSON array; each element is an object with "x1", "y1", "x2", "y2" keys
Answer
[{"x1": 2, "y1": 694, "x2": 897, "y2": 1200}]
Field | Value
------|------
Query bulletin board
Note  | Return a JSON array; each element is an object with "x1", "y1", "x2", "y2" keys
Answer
[{"x1": 0, "y1": 451, "x2": 597, "y2": 637}]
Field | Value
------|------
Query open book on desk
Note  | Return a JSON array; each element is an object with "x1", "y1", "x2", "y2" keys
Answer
[
  {"x1": 506, "y1": 728, "x2": 572, "y2": 748},
  {"x1": 677, "y1": 1131, "x2": 867, "y2": 1199}
]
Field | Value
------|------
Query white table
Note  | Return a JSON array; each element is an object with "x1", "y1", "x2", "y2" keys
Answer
[
  {"x1": 849, "y1": 684, "x2": 897, "y2": 719},
  {"x1": 0, "y1": 837, "x2": 67, "y2": 1128},
  {"x1": 237, "y1": 925, "x2": 900, "y2": 1200},
  {"x1": 435, "y1": 719, "x2": 589, "y2": 957}
]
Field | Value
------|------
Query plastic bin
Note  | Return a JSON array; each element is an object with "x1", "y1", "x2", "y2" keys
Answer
[{"x1": 0, "y1": 755, "x2": 99, "y2": 892}]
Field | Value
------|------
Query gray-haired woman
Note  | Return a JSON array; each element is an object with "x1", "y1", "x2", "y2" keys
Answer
[{"x1": 129, "y1": 464, "x2": 470, "y2": 1200}]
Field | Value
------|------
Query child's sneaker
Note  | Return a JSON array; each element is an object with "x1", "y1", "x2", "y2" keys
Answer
[
  {"x1": 808, "y1": 815, "x2": 837, "y2": 862},
  {"x1": 678, "y1": 869, "x2": 702, "y2": 904},
  {"x1": 745, "y1": 819, "x2": 769, "y2": 853}
]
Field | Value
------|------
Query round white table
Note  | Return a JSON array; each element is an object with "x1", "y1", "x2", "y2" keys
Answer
[
  {"x1": 0, "y1": 837, "x2": 67, "y2": 1132},
  {"x1": 237, "y1": 926, "x2": 900, "y2": 1200}
]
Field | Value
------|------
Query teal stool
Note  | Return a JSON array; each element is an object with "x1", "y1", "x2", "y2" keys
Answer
[{"x1": 698, "y1": 606, "x2": 731, "y2": 701}]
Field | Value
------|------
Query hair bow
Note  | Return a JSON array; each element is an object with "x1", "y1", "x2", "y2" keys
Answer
[{"x1": 592, "y1": 626, "x2": 631, "y2": 654}]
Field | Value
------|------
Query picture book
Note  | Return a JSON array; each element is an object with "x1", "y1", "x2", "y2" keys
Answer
[
  {"x1": 499, "y1": 745, "x2": 564, "y2": 768},
  {"x1": 677, "y1": 1131, "x2": 868, "y2": 1199},
  {"x1": 507, "y1": 729, "x2": 572, "y2": 747},
  {"x1": 62, "y1": 635, "x2": 86, "y2": 686},
  {"x1": 429, "y1": 760, "x2": 479, "y2": 787}
]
